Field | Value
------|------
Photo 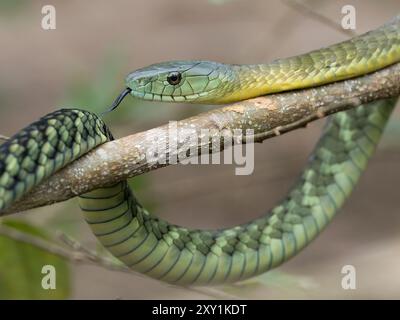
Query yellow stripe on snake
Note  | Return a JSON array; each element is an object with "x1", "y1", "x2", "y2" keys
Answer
[{"x1": 0, "y1": 16, "x2": 399, "y2": 285}]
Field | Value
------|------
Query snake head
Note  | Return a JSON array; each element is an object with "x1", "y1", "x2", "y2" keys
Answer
[{"x1": 125, "y1": 60, "x2": 235, "y2": 104}]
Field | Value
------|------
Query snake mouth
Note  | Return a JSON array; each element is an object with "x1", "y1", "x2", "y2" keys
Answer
[
  {"x1": 104, "y1": 88, "x2": 132, "y2": 114},
  {"x1": 130, "y1": 90, "x2": 204, "y2": 103}
]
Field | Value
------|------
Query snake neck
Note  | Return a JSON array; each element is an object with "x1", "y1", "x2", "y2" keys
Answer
[{"x1": 215, "y1": 19, "x2": 400, "y2": 104}]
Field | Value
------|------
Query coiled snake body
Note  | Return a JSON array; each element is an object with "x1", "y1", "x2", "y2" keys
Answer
[{"x1": 1, "y1": 18, "x2": 399, "y2": 285}]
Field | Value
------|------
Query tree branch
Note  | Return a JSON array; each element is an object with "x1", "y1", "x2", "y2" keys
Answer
[
  {"x1": 0, "y1": 226, "x2": 240, "y2": 298},
  {"x1": 1, "y1": 61, "x2": 400, "y2": 215}
]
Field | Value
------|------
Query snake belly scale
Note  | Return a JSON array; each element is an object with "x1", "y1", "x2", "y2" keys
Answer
[{"x1": 0, "y1": 17, "x2": 399, "y2": 285}]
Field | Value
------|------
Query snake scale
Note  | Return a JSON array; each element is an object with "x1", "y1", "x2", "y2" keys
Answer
[{"x1": 0, "y1": 17, "x2": 399, "y2": 285}]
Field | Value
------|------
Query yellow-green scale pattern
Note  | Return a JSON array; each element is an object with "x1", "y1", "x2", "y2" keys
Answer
[{"x1": 216, "y1": 18, "x2": 400, "y2": 103}]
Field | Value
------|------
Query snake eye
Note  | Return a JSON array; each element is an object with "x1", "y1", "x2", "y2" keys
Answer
[{"x1": 167, "y1": 72, "x2": 182, "y2": 85}]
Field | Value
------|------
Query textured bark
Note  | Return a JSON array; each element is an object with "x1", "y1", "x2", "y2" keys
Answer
[{"x1": 2, "y1": 62, "x2": 400, "y2": 215}]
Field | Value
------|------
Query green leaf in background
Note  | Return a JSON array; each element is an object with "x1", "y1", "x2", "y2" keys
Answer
[
  {"x1": 0, "y1": 0, "x2": 28, "y2": 16},
  {"x1": 0, "y1": 219, "x2": 70, "y2": 299},
  {"x1": 62, "y1": 53, "x2": 125, "y2": 115}
]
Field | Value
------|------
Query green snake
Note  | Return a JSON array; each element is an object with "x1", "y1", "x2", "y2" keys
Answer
[{"x1": 1, "y1": 17, "x2": 399, "y2": 285}]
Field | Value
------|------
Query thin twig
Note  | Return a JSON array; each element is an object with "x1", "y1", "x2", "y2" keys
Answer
[
  {"x1": 0, "y1": 224, "x2": 239, "y2": 298},
  {"x1": 0, "y1": 225, "x2": 86, "y2": 262},
  {"x1": 282, "y1": 0, "x2": 358, "y2": 37},
  {"x1": 57, "y1": 232, "x2": 239, "y2": 299},
  {"x1": 0, "y1": 225, "x2": 135, "y2": 273},
  {"x1": 0, "y1": 134, "x2": 9, "y2": 141},
  {"x1": 56, "y1": 231, "x2": 132, "y2": 273}
]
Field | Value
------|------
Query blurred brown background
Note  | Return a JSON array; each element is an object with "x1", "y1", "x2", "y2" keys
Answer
[{"x1": 0, "y1": 0, "x2": 400, "y2": 299}]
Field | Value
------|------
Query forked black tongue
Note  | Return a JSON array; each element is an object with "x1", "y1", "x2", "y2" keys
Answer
[{"x1": 102, "y1": 87, "x2": 132, "y2": 115}]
